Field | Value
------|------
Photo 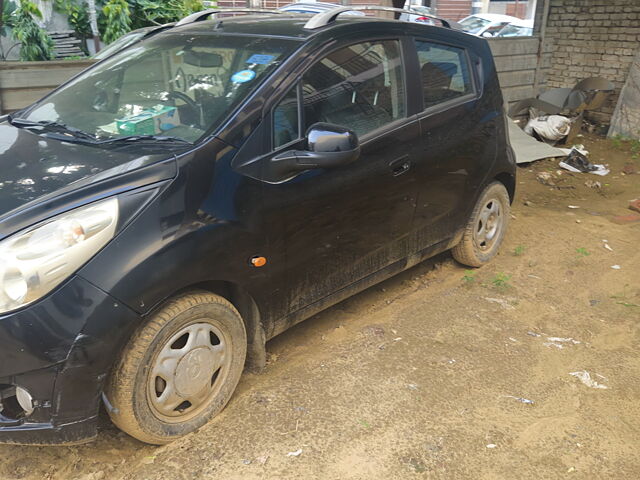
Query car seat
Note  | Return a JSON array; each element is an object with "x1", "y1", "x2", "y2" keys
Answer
[{"x1": 421, "y1": 62, "x2": 459, "y2": 107}]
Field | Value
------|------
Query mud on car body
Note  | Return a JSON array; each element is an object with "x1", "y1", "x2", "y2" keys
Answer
[{"x1": 0, "y1": 7, "x2": 515, "y2": 445}]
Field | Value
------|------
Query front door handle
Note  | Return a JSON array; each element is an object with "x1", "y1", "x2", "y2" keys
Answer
[{"x1": 390, "y1": 156, "x2": 411, "y2": 177}]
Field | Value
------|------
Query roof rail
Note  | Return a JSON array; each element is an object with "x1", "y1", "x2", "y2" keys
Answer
[
  {"x1": 304, "y1": 6, "x2": 451, "y2": 30},
  {"x1": 176, "y1": 8, "x2": 284, "y2": 27}
]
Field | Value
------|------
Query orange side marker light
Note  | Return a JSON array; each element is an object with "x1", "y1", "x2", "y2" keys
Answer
[{"x1": 251, "y1": 256, "x2": 267, "y2": 267}]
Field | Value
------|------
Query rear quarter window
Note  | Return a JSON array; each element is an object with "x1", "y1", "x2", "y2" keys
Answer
[{"x1": 414, "y1": 40, "x2": 474, "y2": 109}]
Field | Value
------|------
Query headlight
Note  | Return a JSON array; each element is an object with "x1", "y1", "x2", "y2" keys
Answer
[{"x1": 0, "y1": 197, "x2": 118, "y2": 314}]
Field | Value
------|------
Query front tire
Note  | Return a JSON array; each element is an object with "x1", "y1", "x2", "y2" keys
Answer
[
  {"x1": 452, "y1": 181, "x2": 510, "y2": 267},
  {"x1": 105, "y1": 292, "x2": 247, "y2": 445}
]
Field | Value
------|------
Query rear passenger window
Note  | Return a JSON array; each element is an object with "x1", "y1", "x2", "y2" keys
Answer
[
  {"x1": 302, "y1": 40, "x2": 406, "y2": 138},
  {"x1": 415, "y1": 40, "x2": 473, "y2": 109}
]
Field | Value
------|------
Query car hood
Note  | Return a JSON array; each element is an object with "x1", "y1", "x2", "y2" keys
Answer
[{"x1": 0, "y1": 122, "x2": 171, "y2": 221}]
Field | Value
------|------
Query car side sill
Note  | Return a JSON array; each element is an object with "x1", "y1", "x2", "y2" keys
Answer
[{"x1": 269, "y1": 235, "x2": 460, "y2": 339}]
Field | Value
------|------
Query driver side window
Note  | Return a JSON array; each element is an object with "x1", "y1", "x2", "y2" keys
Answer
[
  {"x1": 273, "y1": 85, "x2": 301, "y2": 149},
  {"x1": 301, "y1": 40, "x2": 406, "y2": 138}
]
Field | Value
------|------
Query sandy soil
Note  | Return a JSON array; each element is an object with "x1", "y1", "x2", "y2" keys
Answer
[{"x1": 1, "y1": 134, "x2": 638, "y2": 480}]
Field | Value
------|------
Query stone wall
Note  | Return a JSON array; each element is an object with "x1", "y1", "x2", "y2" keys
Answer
[{"x1": 539, "y1": 0, "x2": 640, "y2": 124}]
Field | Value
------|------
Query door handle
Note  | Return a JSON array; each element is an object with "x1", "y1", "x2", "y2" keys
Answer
[{"x1": 390, "y1": 156, "x2": 411, "y2": 177}]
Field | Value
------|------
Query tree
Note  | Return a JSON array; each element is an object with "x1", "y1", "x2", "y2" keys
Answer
[
  {"x1": 86, "y1": 0, "x2": 101, "y2": 52},
  {"x1": 11, "y1": 1, "x2": 54, "y2": 61}
]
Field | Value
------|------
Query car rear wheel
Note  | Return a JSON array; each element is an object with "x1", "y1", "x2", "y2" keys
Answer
[
  {"x1": 452, "y1": 181, "x2": 510, "y2": 267},
  {"x1": 105, "y1": 291, "x2": 247, "y2": 445}
]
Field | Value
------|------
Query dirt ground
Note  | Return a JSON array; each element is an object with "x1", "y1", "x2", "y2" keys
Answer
[{"x1": 1, "y1": 134, "x2": 639, "y2": 479}]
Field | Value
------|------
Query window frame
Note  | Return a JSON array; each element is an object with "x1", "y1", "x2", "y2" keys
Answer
[
  {"x1": 299, "y1": 38, "x2": 409, "y2": 142},
  {"x1": 411, "y1": 37, "x2": 479, "y2": 117},
  {"x1": 271, "y1": 81, "x2": 304, "y2": 151},
  {"x1": 265, "y1": 35, "x2": 418, "y2": 154}
]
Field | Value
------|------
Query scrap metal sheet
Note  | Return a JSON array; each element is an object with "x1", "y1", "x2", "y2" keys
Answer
[{"x1": 508, "y1": 119, "x2": 566, "y2": 164}]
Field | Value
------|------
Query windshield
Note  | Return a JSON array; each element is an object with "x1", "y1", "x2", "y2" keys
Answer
[
  {"x1": 93, "y1": 30, "x2": 148, "y2": 60},
  {"x1": 497, "y1": 24, "x2": 533, "y2": 37},
  {"x1": 409, "y1": 6, "x2": 433, "y2": 15},
  {"x1": 20, "y1": 34, "x2": 297, "y2": 144},
  {"x1": 459, "y1": 16, "x2": 491, "y2": 33}
]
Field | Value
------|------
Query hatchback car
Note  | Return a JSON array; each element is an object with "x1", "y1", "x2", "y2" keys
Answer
[{"x1": 0, "y1": 6, "x2": 514, "y2": 445}]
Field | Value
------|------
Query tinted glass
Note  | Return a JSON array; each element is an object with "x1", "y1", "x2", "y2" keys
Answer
[
  {"x1": 21, "y1": 34, "x2": 297, "y2": 143},
  {"x1": 485, "y1": 22, "x2": 510, "y2": 36},
  {"x1": 459, "y1": 16, "x2": 490, "y2": 33},
  {"x1": 93, "y1": 30, "x2": 148, "y2": 60},
  {"x1": 415, "y1": 40, "x2": 473, "y2": 109},
  {"x1": 498, "y1": 24, "x2": 533, "y2": 37},
  {"x1": 274, "y1": 86, "x2": 300, "y2": 148},
  {"x1": 302, "y1": 40, "x2": 406, "y2": 138}
]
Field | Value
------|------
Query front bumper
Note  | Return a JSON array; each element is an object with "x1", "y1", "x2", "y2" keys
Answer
[{"x1": 0, "y1": 275, "x2": 140, "y2": 445}]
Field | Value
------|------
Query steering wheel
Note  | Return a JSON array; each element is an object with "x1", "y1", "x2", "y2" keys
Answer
[{"x1": 167, "y1": 91, "x2": 202, "y2": 129}]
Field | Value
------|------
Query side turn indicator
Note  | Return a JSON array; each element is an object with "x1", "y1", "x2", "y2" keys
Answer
[{"x1": 250, "y1": 256, "x2": 267, "y2": 267}]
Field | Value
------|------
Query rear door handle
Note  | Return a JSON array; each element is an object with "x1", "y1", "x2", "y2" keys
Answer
[{"x1": 389, "y1": 156, "x2": 411, "y2": 177}]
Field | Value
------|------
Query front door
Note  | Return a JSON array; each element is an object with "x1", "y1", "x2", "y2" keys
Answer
[{"x1": 261, "y1": 39, "x2": 421, "y2": 317}]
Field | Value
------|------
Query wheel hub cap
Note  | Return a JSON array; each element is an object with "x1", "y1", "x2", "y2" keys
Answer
[
  {"x1": 174, "y1": 347, "x2": 216, "y2": 397},
  {"x1": 475, "y1": 199, "x2": 503, "y2": 251},
  {"x1": 148, "y1": 322, "x2": 228, "y2": 421}
]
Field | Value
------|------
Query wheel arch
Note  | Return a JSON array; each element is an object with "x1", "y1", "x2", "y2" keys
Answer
[
  {"x1": 494, "y1": 171, "x2": 516, "y2": 204},
  {"x1": 164, "y1": 280, "x2": 267, "y2": 372}
]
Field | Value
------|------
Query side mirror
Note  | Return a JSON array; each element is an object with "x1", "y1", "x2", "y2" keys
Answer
[
  {"x1": 482, "y1": 31, "x2": 494, "y2": 37},
  {"x1": 271, "y1": 123, "x2": 360, "y2": 179}
]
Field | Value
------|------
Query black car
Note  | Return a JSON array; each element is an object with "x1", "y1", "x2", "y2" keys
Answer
[
  {"x1": 0, "y1": 6, "x2": 515, "y2": 445},
  {"x1": 92, "y1": 24, "x2": 176, "y2": 60}
]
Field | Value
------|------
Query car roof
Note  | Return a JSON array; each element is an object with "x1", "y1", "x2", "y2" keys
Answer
[
  {"x1": 168, "y1": 13, "x2": 465, "y2": 40},
  {"x1": 278, "y1": 3, "x2": 365, "y2": 15},
  {"x1": 462, "y1": 13, "x2": 520, "y2": 23},
  {"x1": 279, "y1": 2, "x2": 346, "y2": 11}
]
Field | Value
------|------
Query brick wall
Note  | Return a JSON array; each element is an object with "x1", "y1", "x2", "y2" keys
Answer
[
  {"x1": 488, "y1": 1, "x2": 530, "y2": 20},
  {"x1": 504, "y1": 3, "x2": 528, "y2": 18},
  {"x1": 432, "y1": 0, "x2": 472, "y2": 21},
  {"x1": 540, "y1": 0, "x2": 640, "y2": 124}
]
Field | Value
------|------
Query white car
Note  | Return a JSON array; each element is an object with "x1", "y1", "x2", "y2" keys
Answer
[
  {"x1": 458, "y1": 13, "x2": 520, "y2": 37},
  {"x1": 496, "y1": 18, "x2": 534, "y2": 37},
  {"x1": 400, "y1": 3, "x2": 437, "y2": 24}
]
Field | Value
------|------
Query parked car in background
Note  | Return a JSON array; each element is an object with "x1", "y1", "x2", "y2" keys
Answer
[
  {"x1": 495, "y1": 18, "x2": 534, "y2": 37},
  {"x1": 0, "y1": 6, "x2": 514, "y2": 446},
  {"x1": 400, "y1": 3, "x2": 436, "y2": 24},
  {"x1": 458, "y1": 13, "x2": 519, "y2": 37}
]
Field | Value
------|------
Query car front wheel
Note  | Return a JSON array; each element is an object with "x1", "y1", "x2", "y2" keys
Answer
[
  {"x1": 452, "y1": 181, "x2": 510, "y2": 267},
  {"x1": 105, "y1": 291, "x2": 247, "y2": 445}
]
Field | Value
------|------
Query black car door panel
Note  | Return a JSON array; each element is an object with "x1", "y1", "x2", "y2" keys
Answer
[{"x1": 259, "y1": 39, "x2": 421, "y2": 316}]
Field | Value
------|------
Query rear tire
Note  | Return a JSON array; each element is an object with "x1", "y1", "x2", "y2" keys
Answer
[
  {"x1": 105, "y1": 291, "x2": 247, "y2": 445},
  {"x1": 452, "y1": 181, "x2": 510, "y2": 267}
]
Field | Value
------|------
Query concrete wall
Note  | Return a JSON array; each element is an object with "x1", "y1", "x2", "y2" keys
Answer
[
  {"x1": 537, "y1": 0, "x2": 640, "y2": 124},
  {"x1": 0, "y1": 60, "x2": 95, "y2": 112},
  {"x1": 488, "y1": 37, "x2": 544, "y2": 107}
]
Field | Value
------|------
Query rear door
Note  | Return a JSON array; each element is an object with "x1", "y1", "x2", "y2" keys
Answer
[
  {"x1": 411, "y1": 36, "x2": 494, "y2": 245},
  {"x1": 260, "y1": 38, "x2": 422, "y2": 316}
]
